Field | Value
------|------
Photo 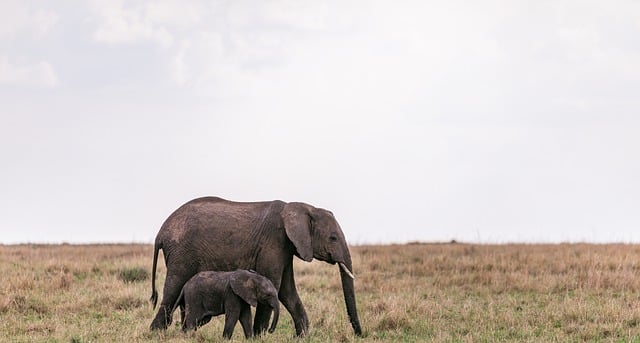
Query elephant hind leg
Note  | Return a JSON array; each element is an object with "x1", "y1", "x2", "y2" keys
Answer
[
  {"x1": 182, "y1": 314, "x2": 198, "y2": 332},
  {"x1": 197, "y1": 313, "x2": 213, "y2": 328},
  {"x1": 150, "y1": 304, "x2": 173, "y2": 330},
  {"x1": 150, "y1": 272, "x2": 192, "y2": 330}
]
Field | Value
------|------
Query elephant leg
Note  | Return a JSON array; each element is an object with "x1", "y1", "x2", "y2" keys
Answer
[
  {"x1": 196, "y1": 314, "x2": 213, "y2": 328},
  {"x1": 150, "y1": 304, "x2": 172, "y2": 330},
  {"x1": 239, "y1": 305, "x2": 253, "y2": 339},
  {"x1": 278, "y1": 260, "x2": 309, "y2": 336},
  {"x1": 182, "y1": 312, "x2": 198, "y2": 332},
  {"x1": 150, "y1": 272, "x2": 191, "y2": 330},
  {"x1": 253, "y1": 304, "x2": 272, "y2": 335},
  {"x1": 253, "y1": 267, "x2": 282, "y2": 336},
  {"x1": 223, "y1": 307, "x2": 240, "y2": 339},
  {"x1": 182, "y1": 304, "x2": 202, "y2": 332}
]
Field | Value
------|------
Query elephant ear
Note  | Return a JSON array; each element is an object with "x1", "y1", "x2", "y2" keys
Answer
[
  {"x1": 282, "y1": 202, "x2": 314, "y2": 262},
  {"x1": 230, "y1": 271, "x2": 258, "y2": 307}
]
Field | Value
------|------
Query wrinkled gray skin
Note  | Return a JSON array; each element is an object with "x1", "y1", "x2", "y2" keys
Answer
[
  {"x1": 149, "y1": 197, "x2": 362, "y2": 336},
  {"x1": 171, "y1": 270, "x2": 279, "y2": 339}
]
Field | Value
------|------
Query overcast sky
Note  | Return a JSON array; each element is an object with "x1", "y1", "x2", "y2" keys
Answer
[{"x1": 1, "y1": 0, "x2": 639, "y2": 244}]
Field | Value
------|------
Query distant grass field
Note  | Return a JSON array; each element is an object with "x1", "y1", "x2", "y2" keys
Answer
[{"x1": 1, "y1": 243, "x2": 640, "y2": 342}]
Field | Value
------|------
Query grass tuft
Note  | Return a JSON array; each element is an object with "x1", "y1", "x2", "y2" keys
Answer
[
  {"x1": 117, "y1": 267, "x2": 149, "y2": 283},
  {"x1": 113, "y1": 295, "x2": 146, "y2": 311},
  {"x1": 376, "y1": 314, "x2": 412, "y2": 331}
]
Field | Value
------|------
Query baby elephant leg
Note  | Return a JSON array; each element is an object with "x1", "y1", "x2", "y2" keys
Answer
[
  {"x1": 182, "y1": 313, "x2": 198, "y2": 332},
  {"x1": 222, "y1": 306, "x2": 241, "y2": 339},
  {"x1": 238, "y1": 305, "x2": 253, "y2": 339}
]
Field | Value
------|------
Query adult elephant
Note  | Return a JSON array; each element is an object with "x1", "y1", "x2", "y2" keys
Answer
[{"x1": 149, "y1": 196, "x2": 362, "y2": 337}]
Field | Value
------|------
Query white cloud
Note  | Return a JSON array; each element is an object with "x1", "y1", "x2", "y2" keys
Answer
[
  {"x1": 226, "y1": 0, "x2": 335, "y2": 31},
  {"x1": 0, "y1": 1, "x2": 57, "y2": 37},
  {"x1": 32, "y1": 9, "x2": 58, "y2": 35},
  {"x1": 145, "y1": 0, "x2": 202, "y2": 27},
  {"x1": 2, "y1": 1, "x2": 640, "y2": 244},
  {"x1": 90, "y1": 0, "x2": 203, "y2": 48},
  {"x1": 170, "y1": 32, "x2": 225, "y2": 88},
  {"x1": 152, "y1": 0, "x2": 640, "y2": 127},
  {"x1": 0, "y1": 3, "x2": 58, "y2": 87},
  {"x1": 91, "y1": 1, "x2": 172, "y2": 48},
  {"x1": 88, "y1": 0, "x2": 364, "y2": 94},
  {"x1": 0, "y1": 56, "x2": 58, "y2": 87}
]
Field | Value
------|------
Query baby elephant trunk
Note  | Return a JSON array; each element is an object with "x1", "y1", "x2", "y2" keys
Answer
[{"x1": 268, "y1": 297, "x2": 280, "y2": 333}]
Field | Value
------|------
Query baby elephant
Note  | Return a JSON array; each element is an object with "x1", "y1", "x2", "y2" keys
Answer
[{"x1": 172, "y1": 269, "x2": 279, "y2": 339}]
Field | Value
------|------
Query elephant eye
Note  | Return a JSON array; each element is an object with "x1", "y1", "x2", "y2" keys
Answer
[{"x1": 329, "y1": 235, "x2": 338, "y2": 242}]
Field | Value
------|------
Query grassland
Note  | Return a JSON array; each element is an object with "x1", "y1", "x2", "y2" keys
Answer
[{"x1": 1, "y1": 243, "x2": 640, "y2": 342}]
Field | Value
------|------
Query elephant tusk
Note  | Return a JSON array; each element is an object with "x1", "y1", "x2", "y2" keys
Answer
[{"x1": 339, "y1": 263, "x2": 355, "y2": 279}]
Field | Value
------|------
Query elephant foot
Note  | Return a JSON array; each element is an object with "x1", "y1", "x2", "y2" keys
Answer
[
  {"x1": 295, "y1": 324, "x2": 309, "y2": 337},
  {"x1": 150, "y1": 306, "x2": 172, "y2": 330},
  {"x1": 149, "y1": 320, "x2": 167, "y2": 331},
  {"x1": 253, "y1": 324, "x2": 268, "y2": 336},
  {"x1": 294, "y1": 315, "x2": 310, "y2": 337},
  {"x1": 253, "y1": 306, "x2": 272, "y2": 336}
]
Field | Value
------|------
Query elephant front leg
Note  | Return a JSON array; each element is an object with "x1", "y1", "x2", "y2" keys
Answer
[
  {"x1": 238, "y1": 305, "x2": 253, "y2": 339},
  {"x1": 278, "y1": 261, "x2": 309, "y2": 336},
  {"x1": 278, "y1": 292, "x2": 309, "y2": 336},
  {"x1": 223, "y1": 308, "x2": 240, "y2": 339},
  {"x1": 253, "y1": 304, "x2": 272, "y2": 335}
]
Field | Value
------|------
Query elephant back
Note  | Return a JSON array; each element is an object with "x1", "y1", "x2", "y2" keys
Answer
[{"x1": 157, "y1": 198, "x2": 288, "y2": 272}]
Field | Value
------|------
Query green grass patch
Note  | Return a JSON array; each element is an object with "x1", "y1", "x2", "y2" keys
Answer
[{"x1": 117, "y1": 267, "x2": 149, "y2": 283}]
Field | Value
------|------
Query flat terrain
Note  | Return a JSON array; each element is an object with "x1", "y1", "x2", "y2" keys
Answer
[{"x1": 1, "y1": 243, "x2": 640, "y2": 342}]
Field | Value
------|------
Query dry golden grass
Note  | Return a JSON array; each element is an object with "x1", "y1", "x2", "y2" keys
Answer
[{"x1": 1, "y1": 243, "x2": 640, "y2": 342}]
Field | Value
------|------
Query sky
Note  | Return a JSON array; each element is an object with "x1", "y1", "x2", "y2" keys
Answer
[{"x1": 1, "y1": 0, "x2": 639, "y2": 244}]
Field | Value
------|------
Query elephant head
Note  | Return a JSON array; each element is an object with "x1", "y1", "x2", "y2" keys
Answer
[
  {"x1": 230, "y1": 270, "x2": 280, "y2": 333},
  {"x1": 282, "y1": 203, "x2": 362, "y2": 335}
]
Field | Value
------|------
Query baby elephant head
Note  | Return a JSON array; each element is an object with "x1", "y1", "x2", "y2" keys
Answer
[{"x1": 230, "y1": 270, "x2": 280, "y2": 333}]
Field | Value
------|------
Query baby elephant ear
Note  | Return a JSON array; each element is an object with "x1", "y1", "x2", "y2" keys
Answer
[
  {"x1": 282, "y1": 202, "x2": 314, "y2": 262},
  {"x1": 230, "y1": 271, "x2": 258, "y2": 307}
]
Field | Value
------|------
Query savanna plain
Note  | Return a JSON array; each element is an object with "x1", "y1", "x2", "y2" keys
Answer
[{"x1": 1, "y1": 243, "x2": 640, "y2": 342}]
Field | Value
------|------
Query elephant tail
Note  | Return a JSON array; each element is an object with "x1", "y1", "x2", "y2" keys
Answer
[
  {"x1": 150, "y1": 239, "x2": 162, "y2": 309},
  {"x1": 171, "y1": 287, "x2": 185, "y2": 315}
]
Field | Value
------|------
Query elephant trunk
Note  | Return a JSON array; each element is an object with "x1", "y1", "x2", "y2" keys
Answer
[
  {"x1": 268, "y1": 297, "x2": 280, "y2": 333},
  {"x1": 339, "y1": 256, "x2": 362, "y2": 336}
]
